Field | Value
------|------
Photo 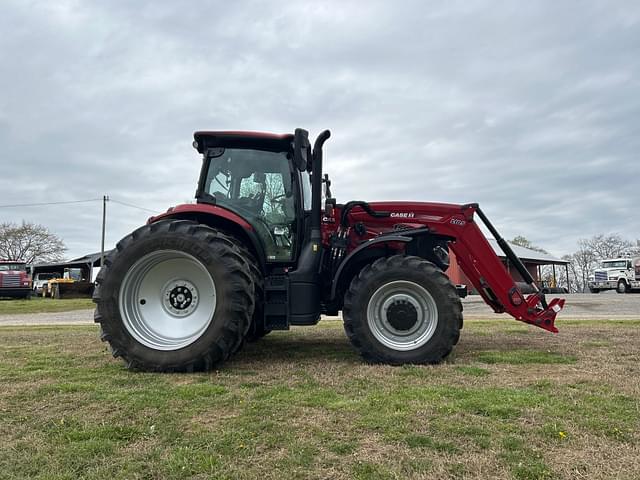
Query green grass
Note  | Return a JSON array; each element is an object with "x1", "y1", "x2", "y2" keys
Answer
[
  {"x1": 0, "y1": 297, "x2": 94, "y2": 315},
  {"x1": 0, "y1": 320, "x2": 639, "y2": 479},
  {"x1": 474, "y1": 350, "x2": 577, "y2": 365}
]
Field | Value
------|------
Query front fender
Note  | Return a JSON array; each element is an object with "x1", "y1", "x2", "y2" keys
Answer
[
  {"x1": 329, "y1": 229, "x2": 453, "y2": 303},
  {"x1": 330, "y1": 234, "x2": 413, "y2": 301}
]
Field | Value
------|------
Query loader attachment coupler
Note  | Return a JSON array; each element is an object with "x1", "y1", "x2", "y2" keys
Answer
[
  {"x1": 519, "y1": 293, "x2": 564, "y2": 333},
  {"x1": 452, "y1": 204, "x2": 565, "y2": 333}
]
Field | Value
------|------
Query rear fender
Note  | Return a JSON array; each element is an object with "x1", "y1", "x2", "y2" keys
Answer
[{"x1": 149, "y1": 204, "x2": 266, "y2": 271}]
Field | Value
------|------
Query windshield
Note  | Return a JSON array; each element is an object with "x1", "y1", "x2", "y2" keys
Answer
[
  {"x1": 0, "y1": 264, "x2": 26, "y2": 272},
  {"x1": 602, "y1": 260, "x2": 627, "y2": 269},
  {"x1": 202, "y1": 148, "x2": 296, "y2": 261}
]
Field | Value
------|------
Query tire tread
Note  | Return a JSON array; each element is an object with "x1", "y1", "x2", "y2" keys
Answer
[{"x1": 93, "y1": 220, "x2": 254, "y2": 372}]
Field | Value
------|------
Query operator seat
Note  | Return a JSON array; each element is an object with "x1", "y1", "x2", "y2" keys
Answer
[{"x1": 251, "y1": 172, "x2": 267, "y2": 212}]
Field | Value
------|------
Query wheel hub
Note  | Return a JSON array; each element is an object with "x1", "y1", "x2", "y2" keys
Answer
[
  {"x1": 163, "y1": 280, "x2": 199, "y2": 316},
  {"x1": 386, "y1": 299, "x2": 418, "y2": 331}
]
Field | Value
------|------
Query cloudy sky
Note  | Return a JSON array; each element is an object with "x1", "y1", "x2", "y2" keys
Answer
[{"x1": 1, "y1": 0, "x2": 639, "y2": 260}]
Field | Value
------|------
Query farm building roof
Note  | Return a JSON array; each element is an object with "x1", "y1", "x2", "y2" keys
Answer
[
  {"x1": 487, "y1": 239, "x2": 568, "y2": 265},
  {"x1": 31, "y1": 250, "x2": 114, "y2": 270}
]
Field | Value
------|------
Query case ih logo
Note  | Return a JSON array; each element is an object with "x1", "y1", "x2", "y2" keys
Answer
[
  {"x1": 390, "y1": 212, "x2": 415, "y2": 218},
  {"x1": 450, "y1": 218, "x2": 466, "y2": 226}
]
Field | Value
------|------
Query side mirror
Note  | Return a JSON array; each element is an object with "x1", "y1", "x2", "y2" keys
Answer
[{"x1": 293, "y1": 128, "x2": 311, "y2": 171}]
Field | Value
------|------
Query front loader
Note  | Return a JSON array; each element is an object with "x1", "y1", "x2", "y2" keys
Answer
[{"x1": 94, "y1": 128, "x2": 565, "y2": 371}]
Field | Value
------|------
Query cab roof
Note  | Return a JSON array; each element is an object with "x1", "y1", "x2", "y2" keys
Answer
[{"x1": 193, "y1": 131, "x2": 294, "y2": 154}]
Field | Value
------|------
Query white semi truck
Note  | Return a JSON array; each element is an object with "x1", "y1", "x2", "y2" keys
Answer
[{"x1": 588, "y1": 257, "x2": 640, "y2": 293}]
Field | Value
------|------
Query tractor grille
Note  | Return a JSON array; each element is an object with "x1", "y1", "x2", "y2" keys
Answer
[
  {"x1": 594, "y1": 271, "x2": 608, "y2": 282},
  {"x1": 0, "y1": 274, "x2": 21, "y2": 287}
]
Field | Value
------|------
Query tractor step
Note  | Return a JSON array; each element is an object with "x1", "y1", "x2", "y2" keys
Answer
[{"x1": 264, "y1": 275, "x2": 289, "y2": 330}]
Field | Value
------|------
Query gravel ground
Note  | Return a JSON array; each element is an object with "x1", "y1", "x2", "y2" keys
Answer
[
  {"x1": 0, "y1": 293, "x2": 638, "y2": 327},
  {"x1": 0, "y1": 309, "x2": 96, "y2": 327},
  {"x1": 462, "y1": 291, "x2": 640, "y2": 319}
]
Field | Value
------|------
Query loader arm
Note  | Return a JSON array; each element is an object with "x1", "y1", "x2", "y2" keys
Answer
[{"x1": 444, "y1": 203, "x2": 564, "y2": 332}]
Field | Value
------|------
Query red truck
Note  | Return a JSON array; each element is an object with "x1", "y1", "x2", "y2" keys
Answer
[{"x1": 0, "y1": 261, "x2": 32, "y2": 299}]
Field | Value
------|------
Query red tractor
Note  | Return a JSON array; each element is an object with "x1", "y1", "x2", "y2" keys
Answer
[{"x1": 94, "y1": 129, "x2": 565, "y2": 371}]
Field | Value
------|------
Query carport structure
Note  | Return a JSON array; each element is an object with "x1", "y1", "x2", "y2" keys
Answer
[
  {"x1": 30, "y1": 250, "x2": 114, "y2": 283},
  {"x1": 447, "y1": 239, "x2": 570, "y2": 293}
]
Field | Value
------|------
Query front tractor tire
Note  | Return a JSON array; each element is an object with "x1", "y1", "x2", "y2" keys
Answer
[
  {"x1": 343, "y1": 255, "x2": 462, "y2": 365},
  {"x1": 617, "y1": 280, "x2": 629, "y2": 294},
  {"x1": 93, "y1": 220, "x2": 255, "y2": 372}
]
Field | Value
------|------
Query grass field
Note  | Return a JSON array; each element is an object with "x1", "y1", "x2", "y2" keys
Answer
[
  {"x1": 0, "y1": 297, "x2": 94, "y2": 315},
  {"x1": 0, "y1": 319, "x2": 638, "y2": 479}
]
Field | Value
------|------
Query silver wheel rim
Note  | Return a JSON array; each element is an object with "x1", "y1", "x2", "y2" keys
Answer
[
  {"x1": 618, "y1": 282, "x2": 626, "y2": 293},
  {"x1": 367, "y1": 280, "x2": 438, "y2": 351},
  {"x1": 119, "y1": 250, "x2": 216, "y2": 350}
]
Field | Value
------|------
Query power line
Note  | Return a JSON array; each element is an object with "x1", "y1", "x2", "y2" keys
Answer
[
  {"x1": 0, "y1": 198, "x2": 102, "y2": 208},
  {"x1": 0, "y1": 197, "x2": 160, "y2": 214},
  {"x1": 109, "y1": 199, "x2": 159, "y2": 214}
]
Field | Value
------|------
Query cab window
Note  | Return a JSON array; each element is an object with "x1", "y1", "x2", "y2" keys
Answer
[{"x1": 203, "y1": 149, "x2": 296, "y2": 261}]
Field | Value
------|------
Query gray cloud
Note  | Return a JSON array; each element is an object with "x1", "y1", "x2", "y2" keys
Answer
[{"x1": 0, "y1": 0, "x2": 638, "y2": 259}]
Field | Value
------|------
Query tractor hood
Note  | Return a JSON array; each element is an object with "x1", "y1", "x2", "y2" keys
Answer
[
  {"x1": 365, "y1": 201, "x2": 469, "y2": 221},
  {"x1": 341, "y1": 201, "x2": 475, "y2": 232}
]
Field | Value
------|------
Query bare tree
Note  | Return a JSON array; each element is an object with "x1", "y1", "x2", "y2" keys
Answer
[
  {"x1": 572, "y1": 240, "x2": 599, "y2": 292},
  {"x1": 582, "y1": 234, "x2": 636, "y2": 259},
  {"x1": 0, "y1": 221, "x2": 67, "y2": 264}
]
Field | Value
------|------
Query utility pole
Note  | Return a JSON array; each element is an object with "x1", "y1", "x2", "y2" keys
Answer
[{"x1": 101, "y1": 195, "x2": 109, "y2": 268}]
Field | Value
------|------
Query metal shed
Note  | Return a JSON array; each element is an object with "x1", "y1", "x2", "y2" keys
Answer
[{"x1": 447, "y1": 239, "x2": 570, "y2": 293}]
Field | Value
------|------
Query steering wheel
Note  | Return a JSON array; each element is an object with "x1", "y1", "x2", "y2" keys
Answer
[{"x1": 230, "y1": 202, "x2": 279, "y2": 248}]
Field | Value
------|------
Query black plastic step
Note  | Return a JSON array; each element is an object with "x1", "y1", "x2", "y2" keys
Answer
[{"x1": 264, "y1": 275, "x2": 289, "y2": 330}]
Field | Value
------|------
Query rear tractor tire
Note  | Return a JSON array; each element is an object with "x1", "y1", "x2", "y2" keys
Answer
[
  {"x1": 343, "y1": 255, "x2": 462, "y2": 365},
  {"x1": 239, "y1": 246, "x2": 270, "y2": 343},
  {"x1": 231, "y1": 246, "x2": 270, "y2": 351},
  {"x1": 93, "y1": 220, "x2": 255, "y2": 372}
]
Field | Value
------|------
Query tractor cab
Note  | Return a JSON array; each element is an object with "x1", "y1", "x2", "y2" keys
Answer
[{"x1": 193, "y1": 131, "x2": 313, "y2": 263}]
